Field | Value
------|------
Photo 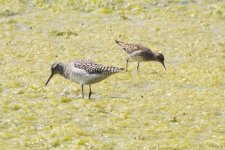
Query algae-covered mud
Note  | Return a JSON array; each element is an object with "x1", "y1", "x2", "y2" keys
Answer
[{"x1": 0, "y1": 0, "x2": 224, "y2": 149}]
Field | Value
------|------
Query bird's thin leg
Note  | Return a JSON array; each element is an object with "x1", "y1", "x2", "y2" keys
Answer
[
  {"x1": 81, "y1": 84, "x2": 84, "y2": 98},
  {"x1": 137, "y1": 62, "x2": 140, "y2": 73},
  {"x1": 88, "y1": 85, "x2": 92, "y2": 99},
  {"x1": 126, "y1": 58, "x2": 129, "y2": 71}
]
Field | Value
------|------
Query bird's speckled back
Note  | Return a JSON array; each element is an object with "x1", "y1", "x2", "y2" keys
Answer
[
  {"x1": 115, "y1": 40, "x2": 152, "y2": 54},
  {"x1": 65, "y1": 59, "x2": 124, "y2": 75}
]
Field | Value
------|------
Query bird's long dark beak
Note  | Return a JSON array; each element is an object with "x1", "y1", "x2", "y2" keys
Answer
[
  {"x1": 162, "y1": 62, "x2": 166, "y2": 70},
  {"x1": 45, "y1": 73, "x2": 53, "y2": 86}
]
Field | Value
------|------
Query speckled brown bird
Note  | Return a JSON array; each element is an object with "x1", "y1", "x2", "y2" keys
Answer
[
  {"x1": 115, "y1": 40, "x2": 166, "y2": 72},
  {"x1": 45, "y1": 59, "x2": 124, "y2": 99}
]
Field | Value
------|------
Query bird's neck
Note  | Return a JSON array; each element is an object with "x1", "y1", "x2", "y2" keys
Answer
[
  {"x1": 58, "y1": 64, "x2": 65, "y2": 77},
  {"x1": 145, "y1": 52, "x2": 158, "y2": 61}
]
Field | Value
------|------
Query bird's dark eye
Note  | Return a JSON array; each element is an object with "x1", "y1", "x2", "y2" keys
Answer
[
  {"x1": 51, "y1": 65, "x2": 56, "y2": 70},
  {"x1": 160, "y1": 55, "x2": 164, "y2": 60}
]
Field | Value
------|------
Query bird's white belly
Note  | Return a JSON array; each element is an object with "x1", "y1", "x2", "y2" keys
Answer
[
  {"x1": 129, "y1": 55, "x2": 145, "y2": 62},
  {"x1": 66, "y1": 68, "x2": 109, "y2": 85}
]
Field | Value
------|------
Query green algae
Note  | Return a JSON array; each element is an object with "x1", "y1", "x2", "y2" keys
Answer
[
  {"x1": 0, "y1": 0, "x2": 225, "y2": 149},
  {"x1": 60, "y1": 97, "x2": 73, "y2": 103}
]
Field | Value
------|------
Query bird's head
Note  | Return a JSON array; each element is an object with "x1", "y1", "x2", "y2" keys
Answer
[
  {"x1": 45, "y1": 62, "x2": 64, "y2": 86},
  {"x1": 156, "y1": 53, "x2": 166, "y2": 70}
]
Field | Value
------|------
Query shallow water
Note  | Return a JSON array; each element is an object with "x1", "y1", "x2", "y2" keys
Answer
[{"x1": 0, "y1": 0, "x2": 224, "y2": 149}]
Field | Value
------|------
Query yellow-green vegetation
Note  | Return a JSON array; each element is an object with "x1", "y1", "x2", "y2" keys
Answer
[{"x1": 0, "y1": 0, "x2": 224, "y2": 149}]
